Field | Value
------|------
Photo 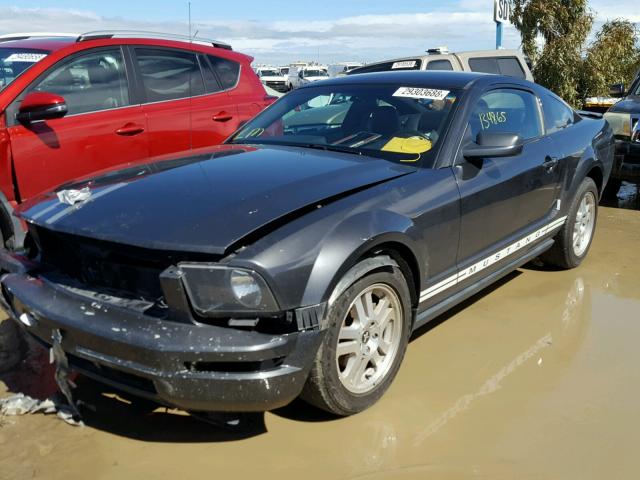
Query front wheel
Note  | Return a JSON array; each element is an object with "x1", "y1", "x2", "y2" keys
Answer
[
  {"x1": 301, "y1": 265, "x2": 412, "y2": 416},
  {"x1": 541, "y1": 177, "x2": 598, "y2": 269}
]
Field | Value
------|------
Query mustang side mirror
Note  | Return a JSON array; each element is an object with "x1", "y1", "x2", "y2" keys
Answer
[
  {"x1": 16, "y1": 91, "x2": 68, "y2": 124},
  {"x1": 463, "y1": 132, "x2": 523, "y2": 159},
  {"x1": 609, "y1": 83, "x2": 626, "y2": 98}
]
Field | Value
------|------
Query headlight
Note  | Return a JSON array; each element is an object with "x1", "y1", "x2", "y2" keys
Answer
[
  {"x1": 178, "y1": 263, "x2": 279, "y2": 316},
  {"x1": 604, "y1": 112, "x2": 632, "y2": 138}
]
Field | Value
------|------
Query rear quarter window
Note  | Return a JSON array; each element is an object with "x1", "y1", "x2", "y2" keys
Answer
[
  {"x1": 542, "y1": 94, "x2": 575, "y2": 134},
  {"x1": 207, "y1": 55, "x2": 240, "y2": 90}
]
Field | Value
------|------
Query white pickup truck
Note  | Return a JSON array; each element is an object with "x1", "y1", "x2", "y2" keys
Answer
[
  {"x1": 256, "y1": 66, "x2": 289, "y2": 93},
  {"x1": 288, "y1": 66, "x2": 330, "y2": 90}
]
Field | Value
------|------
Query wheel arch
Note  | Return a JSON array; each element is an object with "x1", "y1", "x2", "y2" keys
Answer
[
  {"x1": 585, "y1": 164, "x2": 604, "y2": 197},
  {"x1": 300, "y1": 210, "x2": 424, "y2": 313},
  {"x1": 565, "y1": 155, "x2": 604, "y2": 205}
]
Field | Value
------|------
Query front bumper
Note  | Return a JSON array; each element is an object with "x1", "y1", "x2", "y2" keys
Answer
[
  {"x1": 0, "y1": 270, "x2": 324, "y2": 412},
  {"x1": 611, "y1": 139, "x2": 640, "y2": 182}
]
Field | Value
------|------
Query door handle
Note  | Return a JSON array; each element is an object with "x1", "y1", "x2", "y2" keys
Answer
[
  {"x1": 212, "y1": 111, "x2": 233, "y2": 122},
  {"x1": 115, "y1": 123, "x2": 145, "y2": 136},
  {"x1": 543, "y1": 156, "x2": 559, "y2": 173}
]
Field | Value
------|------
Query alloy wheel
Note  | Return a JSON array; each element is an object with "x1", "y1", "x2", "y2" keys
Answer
[
  {"x1": 572, "y1": 191, "x2": 596, "y2": 257},
  {"x1": 336, "y1": 283, "x2": 403, "y2": 394}
]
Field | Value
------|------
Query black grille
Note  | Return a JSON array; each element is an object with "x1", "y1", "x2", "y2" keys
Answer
[{"x1": 31, "y1": 226, "x2": 215, "y2": 301}]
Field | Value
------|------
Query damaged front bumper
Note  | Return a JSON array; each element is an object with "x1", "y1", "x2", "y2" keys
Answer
[{"x1": 0, "y1": 267, "x2": 325, "y2": 412}]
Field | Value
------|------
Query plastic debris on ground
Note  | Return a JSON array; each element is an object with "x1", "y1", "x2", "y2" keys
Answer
[{"x1": 0, "y1": 392, "x2": 84, "y2": 426}]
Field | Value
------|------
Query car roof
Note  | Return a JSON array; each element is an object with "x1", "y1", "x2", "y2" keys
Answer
[
  {"x1": 306, "y1": 70, "x2": 497, "y2": 90},
  {"x1": 0, "y1": 37, "x2": 76, "y2": 52}
]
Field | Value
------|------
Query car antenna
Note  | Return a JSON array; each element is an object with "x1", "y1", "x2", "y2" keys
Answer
[{"x1": 188, "y1": 1, "x2": 194, "y2": 149}]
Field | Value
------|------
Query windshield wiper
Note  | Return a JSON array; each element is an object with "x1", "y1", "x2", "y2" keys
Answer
[
  {"x1": 229, "y1": 139, "x2": 363, "y2": 156},
  {"x1": 296, "y1": 143, "x2": 364, "y2": 156}
]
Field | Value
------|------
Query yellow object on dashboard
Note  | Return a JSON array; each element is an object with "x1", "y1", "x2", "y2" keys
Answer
[{"x1": 381, "y1": 136, "x2": 432, "y2": 160}]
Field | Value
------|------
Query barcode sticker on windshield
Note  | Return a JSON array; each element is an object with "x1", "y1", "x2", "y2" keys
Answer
[
  {"x1": 393, "y1": 87, "x2": 450, "y2": 100},
  {"x1": 391, "y1": 61, "x2": 417, "y2": 69},
  {"x1": 5, "y1": 53, "x2": 47, "y2": 63}
]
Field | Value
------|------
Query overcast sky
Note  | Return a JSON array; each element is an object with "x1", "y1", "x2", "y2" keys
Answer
[{"x1": 0, "y1": 1, "x2": 637, "y2": 65}]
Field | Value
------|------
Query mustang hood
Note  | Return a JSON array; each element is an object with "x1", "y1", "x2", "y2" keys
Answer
[{"x1": 19, "y1": 145, "x2": 415, "y2": 255}]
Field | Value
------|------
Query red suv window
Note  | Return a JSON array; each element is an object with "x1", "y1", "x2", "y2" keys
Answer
[
  {"x1": 134, "y1": 48, "x2": 205, "y2": 102},
  {"x1": 29, "y1": 48, "x2": 130, "y2": 115}
]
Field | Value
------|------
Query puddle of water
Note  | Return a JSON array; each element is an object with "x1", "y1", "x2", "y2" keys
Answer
[{"x1": 1, "y1": 207, "x2": 639, "y2": 480}]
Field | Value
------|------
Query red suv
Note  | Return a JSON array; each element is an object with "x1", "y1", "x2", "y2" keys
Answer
[{"x1": 0, "y1": 32, "x2": 273, "y2": 249}]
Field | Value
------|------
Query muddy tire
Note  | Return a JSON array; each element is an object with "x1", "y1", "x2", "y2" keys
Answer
[
  {"x1": 602, "y1": 178, "x2": 622, "y2": 199},
  {"x1": 541, "y1": 177, "x2": 598, "y2": 269},
  {"x1": 301, "y1": 266, "x2": 411, "y2": 416}
]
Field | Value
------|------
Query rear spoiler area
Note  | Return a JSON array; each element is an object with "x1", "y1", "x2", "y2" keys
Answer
[{"x1": 577, "y1": 110, "x2": 603, "y2": 120}]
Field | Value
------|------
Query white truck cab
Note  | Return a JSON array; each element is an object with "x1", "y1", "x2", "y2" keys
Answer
[
  {"x1": 256, "y1": 66, "x2": 289, "y2": 93},
  {"x1": 288, "y1": 65, "x2": 330, "y2": 90}
]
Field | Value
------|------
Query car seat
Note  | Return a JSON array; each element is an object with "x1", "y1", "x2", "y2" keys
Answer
[{"x1": 367, "y1": 106, "x2": 400, "y2": 136}]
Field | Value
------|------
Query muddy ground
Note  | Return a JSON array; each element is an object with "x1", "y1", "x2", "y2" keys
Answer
[{"x1": 0, "y1": 184, "x2": 639, "y2": 480}]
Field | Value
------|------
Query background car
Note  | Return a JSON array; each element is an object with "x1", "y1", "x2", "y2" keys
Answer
[
  {"x1": 348, "y1": 48, "x2": 533, "y2": 82},
  {"x1": 288, "y1": 65, "x2": 329, "y2": 89},
  {"x1": 603, "y1": 74, "x2": 640, "y2": 197},
  {"x1": 0, "y1": 31, "x2": 274, "y2": 249},
  {"x1": 255, "y1": 66, "x2": 289, "y2": 93},
  {"x1": 0, "y1": 71, "x2": 613, "y2": 418}
]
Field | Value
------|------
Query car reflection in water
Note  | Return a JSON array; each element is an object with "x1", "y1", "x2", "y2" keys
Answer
[{"x1": 340, "y1": 273, "x2": 591, "y2": 479}]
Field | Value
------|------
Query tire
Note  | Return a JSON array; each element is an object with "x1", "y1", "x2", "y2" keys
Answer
[
  {"x1": 602, "y1": 178, "x2": 622, "y2": 199},
  {"x1": 301, "y1": 265, "x2": 412, "y2": 416},
  {"x1": 541, "y1": 177, "x2": 598, "y2": 269}
]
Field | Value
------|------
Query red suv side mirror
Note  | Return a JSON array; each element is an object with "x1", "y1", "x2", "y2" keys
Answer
[{"x1": 17, "y1": 92, "x2": 68, "y2": 124}]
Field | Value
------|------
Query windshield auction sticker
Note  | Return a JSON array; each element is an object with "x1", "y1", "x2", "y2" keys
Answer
[
  {"x1": 391, "y1": 61, "x2": 417, "y2": 69},
  {"x1": 393, "y1": 87, "x2": 450, "y2": 100},
  {"x1": 5, "y1": 53, "x2": 47, "y2": 63}
]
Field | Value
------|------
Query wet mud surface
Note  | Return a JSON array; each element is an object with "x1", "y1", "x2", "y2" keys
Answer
[{"x1": 1, "y1": 184, "x2": 639, "y2": 479}]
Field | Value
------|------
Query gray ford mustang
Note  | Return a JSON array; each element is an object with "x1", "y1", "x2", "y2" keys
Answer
[{"x1": 0, "y1": 71, "x2": 613, "y2": 416}]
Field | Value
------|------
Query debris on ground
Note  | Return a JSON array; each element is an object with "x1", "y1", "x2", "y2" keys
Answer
[{"x1": 0, "y1": 393, "x2": 84, "y2": 426}]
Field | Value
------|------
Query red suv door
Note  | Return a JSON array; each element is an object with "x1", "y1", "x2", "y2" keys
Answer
[
  {"x1": 189, "y1": 53, "x2": 241, "y2": 148},
  {"x1": 131, "y1": 46, "x2": 241, "y2": 156},
  {"x1": 6, "y1": 47, "x2": 148, "y2": 200},
  {"x1": 131, "y1": 47, "x2": 197, "y2": 157}
]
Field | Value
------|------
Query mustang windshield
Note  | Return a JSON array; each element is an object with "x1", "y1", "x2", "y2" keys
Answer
[
  {"x1": 229, "y1": 84, "x2": 459, "y2": 165},
  {"x1": 0, "y1": 48, "x2": 49, "y2": 90}
]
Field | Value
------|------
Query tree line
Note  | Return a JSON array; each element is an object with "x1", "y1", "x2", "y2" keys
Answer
[{"x1": 509, "y1": 0, "x2": 640, "y2": 107}]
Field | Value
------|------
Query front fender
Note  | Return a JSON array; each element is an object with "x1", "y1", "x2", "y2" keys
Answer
[{"x1": 300, "y1": 209, "x2": 421, "y2": 306}]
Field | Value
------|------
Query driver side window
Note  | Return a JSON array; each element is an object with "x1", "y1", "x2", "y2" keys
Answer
[
  {"x1": 30, "y1": 48, "x2": 130, "y2": 116},
  {"x1": 468, "y1": 88, "x2": 543, "y2": 142}
]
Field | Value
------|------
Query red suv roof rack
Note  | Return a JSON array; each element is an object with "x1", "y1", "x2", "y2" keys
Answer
[{"x1": 77, "y1": 30, "x2": 232, "y2": 50}]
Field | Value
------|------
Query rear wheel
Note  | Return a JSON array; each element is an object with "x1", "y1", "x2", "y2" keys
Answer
[
  {"x1": 541, "y1": 177, "x2": 598, "y2": 269},
  {"x1": 301, "y1": 265, "x2": 411, "y2": 416}
]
